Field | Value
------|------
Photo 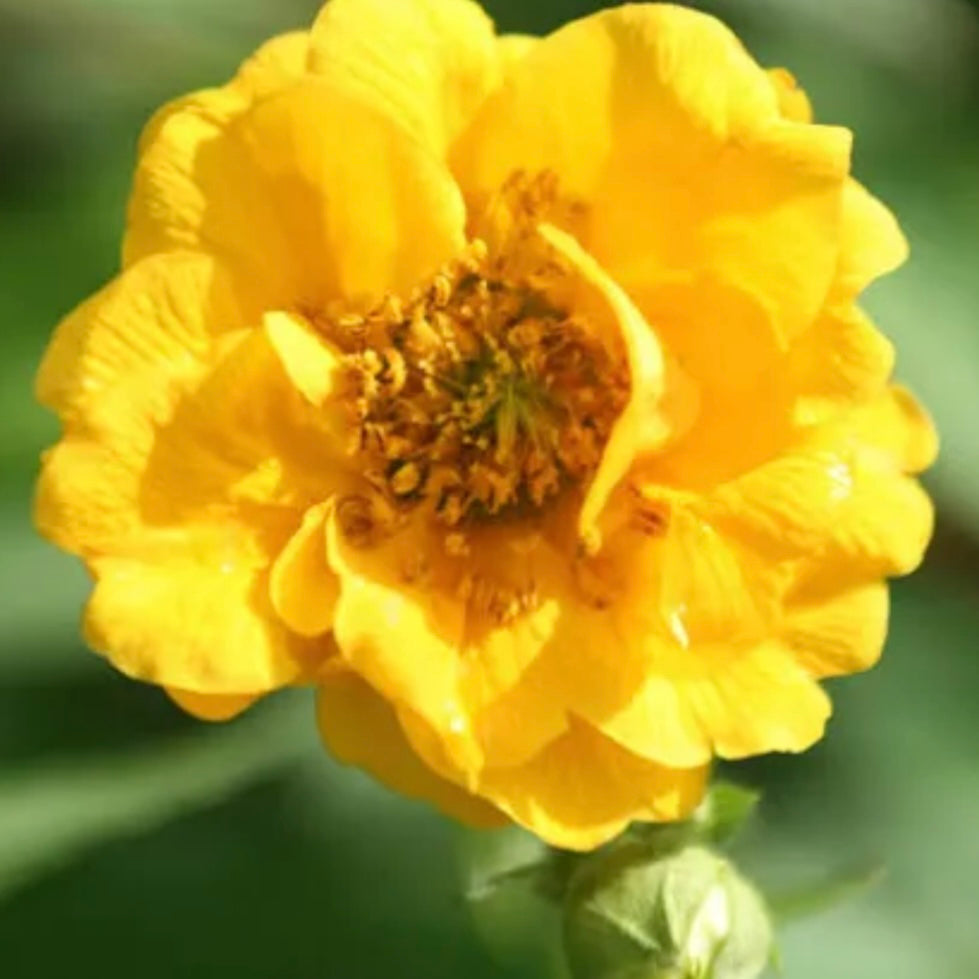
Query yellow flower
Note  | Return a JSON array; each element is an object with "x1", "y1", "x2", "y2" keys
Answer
[{"x1": 35, "y1": 0, "x2": 936, "y2": 850}]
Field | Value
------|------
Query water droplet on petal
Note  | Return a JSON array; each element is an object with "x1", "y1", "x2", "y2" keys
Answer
[{"x1": 668, "y1": 604, "x2": 691, "y2": 649}]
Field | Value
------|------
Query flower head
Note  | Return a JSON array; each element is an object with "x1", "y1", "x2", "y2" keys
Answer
[{"x1": 36, "y1": 0, "x2": 936, "y2": 849}]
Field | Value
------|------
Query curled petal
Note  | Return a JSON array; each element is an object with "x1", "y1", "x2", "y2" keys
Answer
[
  {"x1": 308, "y1": 0, "x2": 500, "y2": 154},
  {"x1": 127, "y1": 77, "x2": 466, "y2": 309},
  {"x1": 702, "y1": 431, "x2": 935, "y2": 581},
  {"x1": 833, "y1": 179, "x2": 909, "y2": 300},
  {"x1": 317, "y1": 670, "x2": 505, "y2": 827},
  {"x1": 167, "y1": 688, "x2": 260, "y2": 721},
  {"x1": 406, "y1": 711, "x2": 707, "y2": 851},
  {"x1": 455, "y1": 4, "x2": 851, "y2": 343},
  {"x1": 324, "y1": 511, "x2": 478, "y2": 773},
  {"x1": 270, "y1": 502, "x2": 339, "y2": 637},
  {"x1": 84, "y1": 546, "x2": 318, "y2": 694},
  {"x1": 782, "y1": 583, "x2": 889, "y2": 679},
  {"x1": 536, "y1": 223, "x2": 672, "y2": 540}
]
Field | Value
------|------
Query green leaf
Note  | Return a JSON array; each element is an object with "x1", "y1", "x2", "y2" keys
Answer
[
  {"x1": 692, "y1": 783, "x2": 761, "y2": 848},
  {"x1": 628, "y1": 782, "x2": 761, "y2": 857},
  {"x1": 0, "y1": 692, "x2": 313, "y2": 901},
  {"x1": 459, "y1": 826, "x2": 569, "y2": 978}
]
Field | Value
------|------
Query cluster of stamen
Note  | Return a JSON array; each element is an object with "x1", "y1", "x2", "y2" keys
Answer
[
  {"x1": 315, "y1": 174, "x2": 629, "y2": 536},
  {"x1": 333, "y1": 253, "x2": 626, "y2": 530}
]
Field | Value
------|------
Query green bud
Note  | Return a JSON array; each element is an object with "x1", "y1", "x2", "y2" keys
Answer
[{"x1": 563, "y1": 844, "x2": 772, "y2": 979}]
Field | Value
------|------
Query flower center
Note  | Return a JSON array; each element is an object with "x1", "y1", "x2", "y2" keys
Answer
[{"x1": 327, "y1": 236, "x2": 629, "y2": 527}]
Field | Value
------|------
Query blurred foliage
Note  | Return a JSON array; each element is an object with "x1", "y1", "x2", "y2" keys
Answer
[{"x1": 1, "y1": 1, "x2": 977, "y2": 977}]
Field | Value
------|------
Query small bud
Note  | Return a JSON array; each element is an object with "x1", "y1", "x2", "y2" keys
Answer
[{"x1": 563, "y1": 845, "x2": 772, "y2": 979}]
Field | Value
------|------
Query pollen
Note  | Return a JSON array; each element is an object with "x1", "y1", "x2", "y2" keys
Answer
[{"x1": 317, "y1": 175, "x2": 629, "y2": 532}]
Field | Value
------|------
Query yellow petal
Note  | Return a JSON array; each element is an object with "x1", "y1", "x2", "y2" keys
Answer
[
  {"x1": 497, "y1": 34, "x2": 537, "y2": 72},
  {"x1": 536, "y1": 224, "x2": 672, "y2": 539},
  {"x1": 35, "y1": 287, "x2": 339, "y2": 694},
  {"x1": 317, "y1": 670, "x2": 505, "y2": 828},
  {"x1": 325, "y1": 510, "x2": 479, "y2": 773},
  {"x1": 308, "y1": 0, "x2": 500, "y2": 155},
  {"x1": 680, "y1": 642, "x2": 831, "y2": 760},
  {"x1": 470, "y1": 669, "x2": 569, "y2": 769},
  {"x1": 583, "y1": 663, "x2": 711, "y2": 768},
  {"x1": 548, "y1": 510, "x2": 784, "y2": 768},
  {"x1": 634, "y1": 277, "x2": 794, "y2": 490},
  {"x1": 703, "y1": 440, "x2": 934, "y2": 580},
  {"x1": 166, "y1": 688, "x2": 260, "y2": 721},
  {"x1": 84, "y1": 544, "x2": 318, "y2": 693},
  {"x1": 647, "y1": 508, "x2": 777, "y2": 645},
  {"x1": 34, "y1": 254, "x2": 333, "y2": 557},
  {"x1": 782, "y1": 582, "x2": 889, "y2": 679},
  {"x1": 477, "y1": 721, "x2": 707, "y2": 851},
  {"x1": 789, "y1": 303, "x2": 895, "y2": 423},
  {"x1": 133, "y1": 32, "x2": 308, "y2": 162},
  {"x1": 849, "y1": 386, "x2": 939, "y2": 475},
  {"x1": 263, "y1": 311, "x2": 344, "y2": 410},
  {"x1": 139, "y1": 328, "x2": 344, "y2": 519},
  {"x1": 454, "y1": 4, "x2": 851, "y2": 343},
  {"x1": 232, "y1": 31, "x2": 309, "y2": 101},
  {"x1": 767, "y1": 67, "x2": 813, "y2": 123},
  {"x1": 126, "y1": 77, "x2": 465, "y2": 308},
  {"x1": 466, "y1": 505, "x2": 780, "y2": 771},
  {"x1": 455, "y1": 524, "x2": 567, "y2": 711},
  {"x1": 572, "y1": 614, "x2": 833, "y2": 766},
  {"x1": 36, "y1": 251, "x2": 246, "y2": 428},
  {"x1": 269, "y1": 502, "x2": 339, "y2": 637},
  {"x1": 832, "y1": 179, "x2": 909, "y2": 300}
]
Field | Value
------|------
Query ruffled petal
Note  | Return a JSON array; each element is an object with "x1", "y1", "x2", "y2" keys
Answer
[
  {"x1": 84, "y1": 543, "x2": 317, "y2": 693},
  {"x1": 462, "y1": 503, "x2": 784, "y2": 771},
  {"x1": 263, "y1": 311, "x2": 345, "y2": 410},
  {"x1": 324, "y1": 510, "x2": 479, "y2": 771},
  {"x1": 476, "y1": 721, "x2": 707, "y2": 851},
  {"x1": 308, "y1": 0, "x2": 500, "y2": 155},
  {"x1": 317, "y1": 669, "x2": 505, "y2": 827},
  {"x1": 454, "y1": 4, "x2": 850, "y2": 344},
  {"x1": 789, "y1": 303, "x2": 895, "y2": 424},
  {"x1": 232, "y1": 31, "x2": 309, "y2": 100},
  {"x1": 782, "y1": 582, "x2": 889, "y2": 679},
  {"x1": 540, "y1": 508, "x2": 786, "y2": 768},
  {"x1": 269, "y1": 501, "x2": 339, "y2": 637},
  {"x1": 166, "y1": 688, "x2": 260, "y2": 721},
  {"x1": 453, "y1": 525, "x2": 568, "y2": 711},
  {"x1": 767, "y1": 67, "x2": 813, "y2": 124},
  {"x1": 138, "y1": 328, "x2": 344, "y2": 520},
  {"x1": 37, "y1": 409, "x2": 324, "y2": 693},
  {"x1": 580, "y1": 661, "x2": 710, "y2": 769},
  {"x1": 848, "y1": 385, "x2": 939, "y2": 474},
  {"x1": 34, "y1": 263, "x2": 345, "y2": 693},
  {"x1": 832, "y1": 179, "x2": 909, "y2": 300},
  {"x1": 769, "y1": 55, "x2": 905, "y2": 299},
  {"x1": 34, "y1": 253, "x2": 339, "y2": 557},
  {"x1": 536, "y1": 224, "x2": 674, "y2": 539},
  {"x1": 634, "y1": 277, "x2": 794, "y2": 491},
  {"x1": 497, "y1": 34, "x2": 537, "y2": 72},
  {"x1": 591, "y1": 626, "x2": 833, "y2": 766},
  {"x1": 679, "y1": 642, "x2": 831, "y2": 760},
  {"x1": 702, "y1": 433, "x2": 934, "y2": 581},
  {"x1": 126, "y1": 77, "x2": 466, "y2": 309},
  {"x1": 579, "y1": 636, "x2": 829, "y2": 767},
  {"x1": 36, "y1": 251, "x2": 247, "y2": 427}
]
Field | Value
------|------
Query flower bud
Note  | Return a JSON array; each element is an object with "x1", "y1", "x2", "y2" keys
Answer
[{"x1": 563, "y1": 844, "x2": 772, "y2": 979}]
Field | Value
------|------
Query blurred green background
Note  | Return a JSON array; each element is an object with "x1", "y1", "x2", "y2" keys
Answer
[{"x1": 2, "y1": 0, "x2": 978, "y2": 976}]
